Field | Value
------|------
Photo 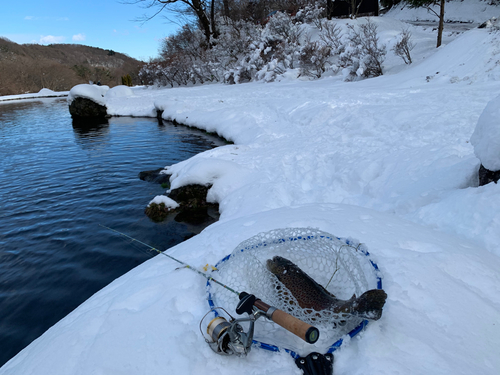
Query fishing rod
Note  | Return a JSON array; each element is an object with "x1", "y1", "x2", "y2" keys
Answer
[
  {"x1": 99, "y1": 224, "x2": 239, "y2": 295},
  {"x1": 100, "y1": 224, "x2": 320, "y2": 356}
]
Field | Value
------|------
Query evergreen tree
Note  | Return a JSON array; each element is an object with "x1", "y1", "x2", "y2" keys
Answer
[{"x1": 122, "y1": 74, "x2": 133, "y2": 86}]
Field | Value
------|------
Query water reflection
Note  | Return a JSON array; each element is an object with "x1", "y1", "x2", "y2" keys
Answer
[
  {"x1": 72, "y1": 118, "x2": 110, "y2": 147},
  {"x1": 72, "y1": 117, "x2": 109, "y2": 133}
]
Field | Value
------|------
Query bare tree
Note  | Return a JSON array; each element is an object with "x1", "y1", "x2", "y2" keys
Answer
[
  {"x1": 133, "y1": 0, "x2": 215, "y2": 45},
  {"x1": 392, "y1": 27, "x2": 415, "y2": 64},
  {"x1": 406, "y1": 0, "x2": 445, "y2": 47}
]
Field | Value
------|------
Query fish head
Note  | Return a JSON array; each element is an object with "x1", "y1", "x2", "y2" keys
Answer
[{"x1": 266, "y1": 255, "x2": 294, "y2": 276}]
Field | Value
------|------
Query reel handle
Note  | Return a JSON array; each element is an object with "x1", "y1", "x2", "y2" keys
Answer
[{"x1": 252, "y1": 298, "x2": 319, "y2": 344}]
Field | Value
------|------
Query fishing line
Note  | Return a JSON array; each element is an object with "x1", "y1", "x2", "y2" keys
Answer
[{"x1": 99, "y1": 224, "x2": 240, "y2": 296}]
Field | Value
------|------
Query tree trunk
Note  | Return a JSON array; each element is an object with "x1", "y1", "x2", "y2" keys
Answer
[
  {"x1": 190, "y1": 0, "x2": 212, "y2": 45},
  {"x1": 210, "y1": 0, "x2": 217, "y2": 38},
  {"x1": 437, "y1": 0, "x2": 445, "y2": 47},
  {"x1": 223, "y1": 0, "x2": 230, "y2": 18},
  {"x1": 326, "y1": 0, "x2": 332, "y2": 20}
]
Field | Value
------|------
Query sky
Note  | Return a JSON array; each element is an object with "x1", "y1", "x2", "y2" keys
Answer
[{"x1": 0, "y1": 0, "x2": 181, "y2": 61}]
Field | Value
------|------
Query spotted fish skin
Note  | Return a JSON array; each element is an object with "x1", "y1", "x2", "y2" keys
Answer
[{"x1": 266, "y1": 256, "x2": 387, "y2": 320}]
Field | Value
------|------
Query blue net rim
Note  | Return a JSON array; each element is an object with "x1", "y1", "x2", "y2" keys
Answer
[{"x1": 206, "y1": 234, "x2": 383, "y2": 358}]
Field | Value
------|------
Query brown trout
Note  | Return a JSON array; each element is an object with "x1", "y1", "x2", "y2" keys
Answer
[{"x1": 266, "y1": 256, "x2": 387, "y2": 320}]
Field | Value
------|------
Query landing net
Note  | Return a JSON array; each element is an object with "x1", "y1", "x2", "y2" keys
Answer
[{"x1": 207, "y1": 227, "x2": 383, "y2": 356}]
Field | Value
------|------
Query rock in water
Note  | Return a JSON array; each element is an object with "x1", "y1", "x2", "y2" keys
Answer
[{"x1": 69, "y1": 97, "x2": 107, "y2": 119}]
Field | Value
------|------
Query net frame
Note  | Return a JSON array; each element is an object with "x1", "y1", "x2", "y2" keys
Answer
[{"x1": 206, "y1": 228, "x2": 383, "y2": 358}]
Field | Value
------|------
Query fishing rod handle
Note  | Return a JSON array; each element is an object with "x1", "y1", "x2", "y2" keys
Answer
[{"x1": 254, "y1": 300, "x2": 319, "y2": 344}]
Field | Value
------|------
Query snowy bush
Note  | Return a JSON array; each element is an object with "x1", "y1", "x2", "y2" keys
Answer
[
  {"x1": 138, "y1": 10, "x2": 388, "y2": 86},
  {"x1": 319, "y1": 21, "x2": 344, "y2": 53},
  {"x1": 262, "y1": 11, "x2": 303, "y2": 75},
  {"x1": 392, "y1": 27, "x2": 415, "y2": 64},
  {"x1": 295, "y1": 3, "x2": 325, "y2": 29},
  {"x1": 299, "y1": 36, "x2": 331, "y2": 78},
  {"x1": 339, "y1": 19, "x2": 387, "y2": 80}
]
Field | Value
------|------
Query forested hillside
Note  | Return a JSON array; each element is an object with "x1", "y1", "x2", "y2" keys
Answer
[{"x1": 0, "y1": 38, "x2": 142, "y2": 96}]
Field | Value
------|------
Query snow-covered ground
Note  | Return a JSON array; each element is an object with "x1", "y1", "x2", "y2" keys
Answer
[
  {"x1": 0, "y1": 88, "x2": 68, "y2": 102},
  {"x1": 2, "y1": 3, "x2": 500, "y2": 375},
  {"x1": 385, "y1": 0, "x2": 499, "y2": 24}
]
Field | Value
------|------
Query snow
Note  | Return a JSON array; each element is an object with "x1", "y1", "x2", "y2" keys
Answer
[
  {"x1": 2, "y1": 4, "x2": 500, "y2": 375},
  {"x1": 104, "y1": 85, "x2": 135, "y2": 99},
  {"x1": 148, "y1": 195, "x2": 180, "y2": 210},
  {"x1": 0, "y1": 88, "x2": 68, "y2": 102},
  {"x1": 471, "y1": 94, "x2": 500, "y2": 171},
  {"x1": 67, "y1": 84, "x2": 109, "y2": 106},
  {"x1": 385, "y1": 0, "x2": 499, "y2": 24}
]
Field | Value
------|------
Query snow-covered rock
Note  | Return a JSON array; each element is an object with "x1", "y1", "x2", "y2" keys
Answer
[
  {"x1": 148, "y1": 195, "x2": 179, "y2": 209},
  {"x1": 67, "y1": 84, "x2": 109, "y2": 106},
  {"x1": 68, "y1": 84, "x2": 109, "y2": 118}
]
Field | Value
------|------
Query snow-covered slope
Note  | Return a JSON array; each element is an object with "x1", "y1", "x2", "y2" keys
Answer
[
  {"x1": 385, "y1": 0, "x2": 499, "y2": 23},
  {"x1": 2, "y1": 5, "x2": 500, "y2": 375}
]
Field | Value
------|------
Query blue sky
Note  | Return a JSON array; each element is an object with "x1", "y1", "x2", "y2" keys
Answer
[{"x1": 1, "y1": 0, "x2": 180, "y2": 61}]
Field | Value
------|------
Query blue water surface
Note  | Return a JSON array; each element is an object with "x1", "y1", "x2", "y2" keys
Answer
[{"x1": 0, "y1": 98, "x2": 225, "y2": 367}]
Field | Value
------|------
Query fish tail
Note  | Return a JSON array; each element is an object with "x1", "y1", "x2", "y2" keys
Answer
[
  {"x1": 332, "y1": 289, "x2": 387, "y2": 321},
  {"x1": 352, "y1": 289, "x2": 387, "y2": 321}
]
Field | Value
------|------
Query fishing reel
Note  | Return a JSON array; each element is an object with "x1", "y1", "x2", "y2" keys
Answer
[
  {"x1": 200, "y1": 293, "x2": 267, "y2": 357},
  {"x1": 200, "y1": 292, "x2": 320, "y2": 357}
]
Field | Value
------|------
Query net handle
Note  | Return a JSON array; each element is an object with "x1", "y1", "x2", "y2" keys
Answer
[{"x1": 254, "y1": 300, "x2": 320, "y2": 344}]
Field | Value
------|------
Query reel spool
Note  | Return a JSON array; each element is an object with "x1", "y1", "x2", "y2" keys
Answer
[
  {"x1": 200, "y1": 305, "x2": 257, "y2": 357},
  {"x1": 206, "y1": 316, "x2": 232, "y2": 353}
]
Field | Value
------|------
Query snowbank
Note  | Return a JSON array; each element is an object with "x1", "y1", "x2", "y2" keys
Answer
[
  {"x1": 471, "y1": 94, "x2": 500, "y2": 171},
  {"x1": 0, "y1": 88, "x2": 68, "y2": 102},
  {"x1": 104, "y1": 85, "x2": 135, "y2": 99},
  {"x1": 2, "y1": 8, "x2": 500, "y2": 375}
]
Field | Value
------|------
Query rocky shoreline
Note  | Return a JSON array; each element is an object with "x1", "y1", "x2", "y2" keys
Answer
[
  {"x1": 67, "y1": 87, "x2": 229, "y2": 232},
  {"x1": 140, "y1": 168, "x2": 220, "y2": 228}
]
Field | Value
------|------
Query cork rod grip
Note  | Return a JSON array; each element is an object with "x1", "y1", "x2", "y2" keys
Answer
[{"x1": 254, "y1": 300, "x2": 319, "y2": 344}]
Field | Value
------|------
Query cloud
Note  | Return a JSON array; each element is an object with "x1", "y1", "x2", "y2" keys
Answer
[
  {"x1": 134, "y1": 25, "x2": 148, "y2": 34},
  {"x1": 72, "y1": 33, "x2": 86, "y2": 41},
  {"x1": 39, "y1": 35, "x2": 66, "y2": 44},
  {"x1": 24, "y1": 16, "x2": 69, "y2": 21}
]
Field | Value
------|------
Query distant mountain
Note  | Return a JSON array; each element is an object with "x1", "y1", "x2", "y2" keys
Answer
[{"x1": 0, "y1": 37, "x2": 143, "y2": 96}]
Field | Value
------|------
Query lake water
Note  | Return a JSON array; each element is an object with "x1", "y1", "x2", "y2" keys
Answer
[{"x1": 0, "y1": 98, "x2": 225, "y2": 367}]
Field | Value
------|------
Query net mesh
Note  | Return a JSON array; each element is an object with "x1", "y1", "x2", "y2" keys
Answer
[{"x1": 207, "y1": 227, "x2": 382, "y2": 354}]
